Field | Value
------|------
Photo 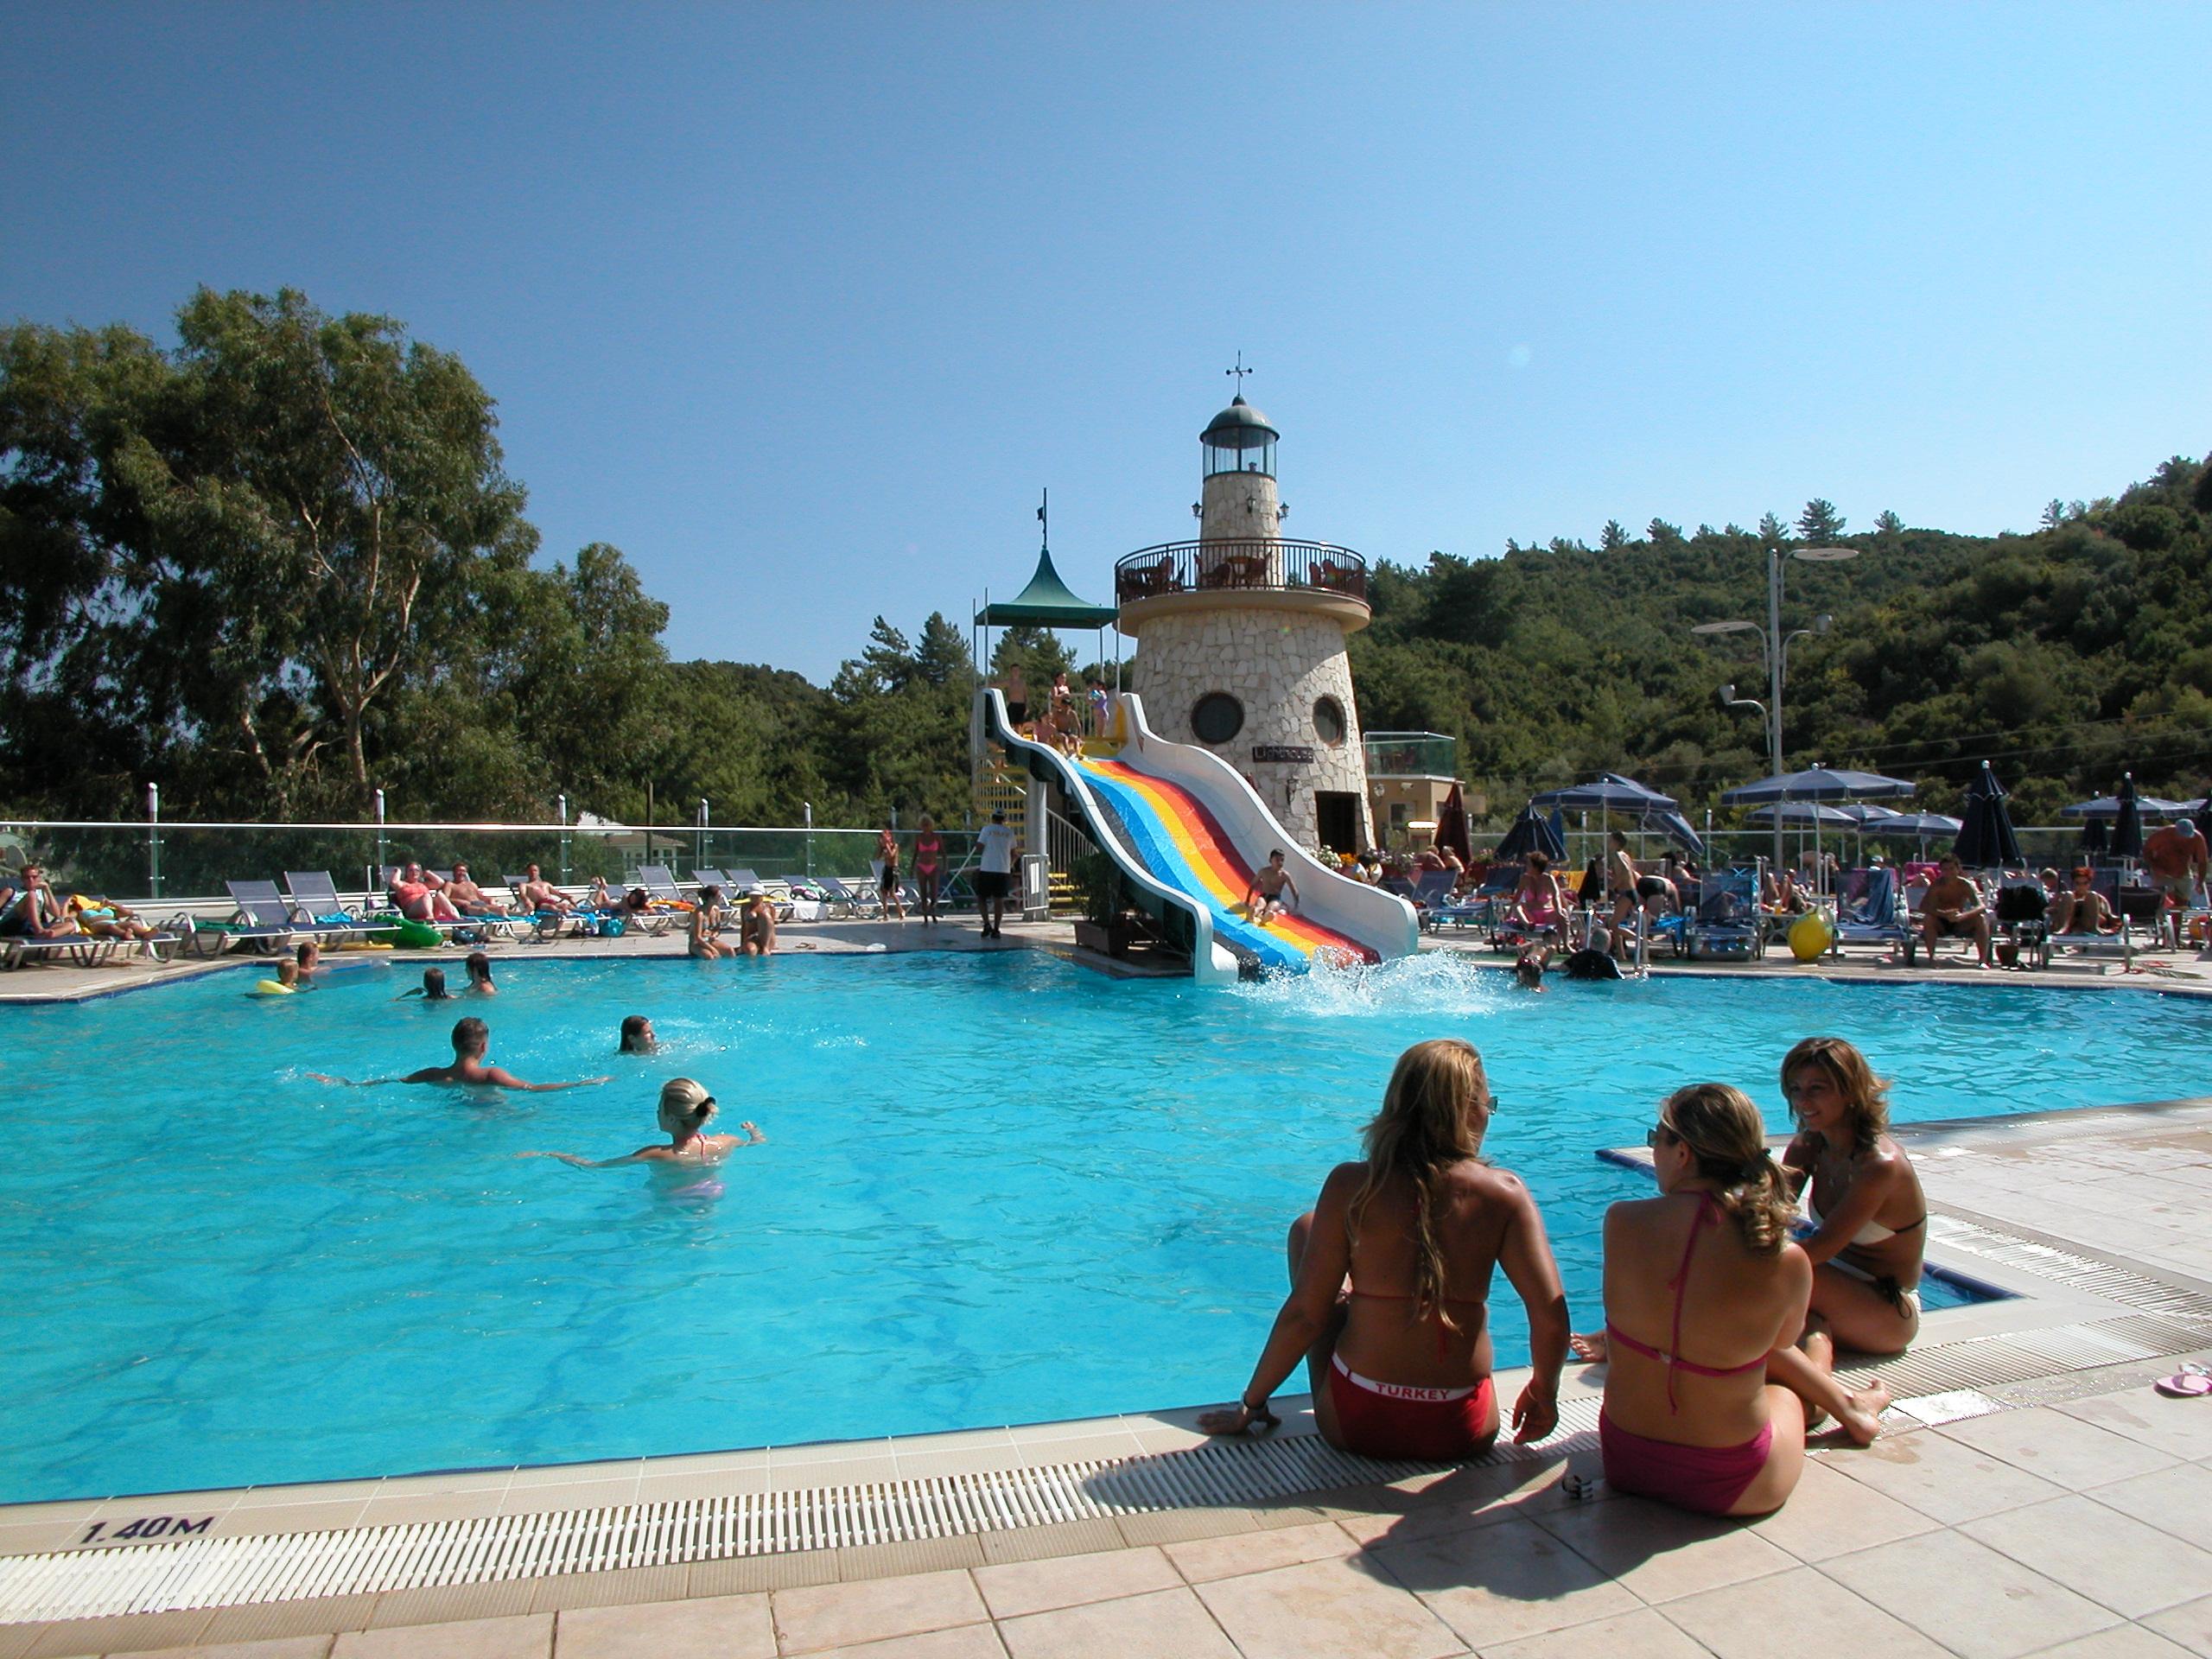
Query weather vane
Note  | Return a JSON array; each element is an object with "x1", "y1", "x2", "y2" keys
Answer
[{"x1": 1226, "y1": 352, "x2": 1253, "y2": 391}]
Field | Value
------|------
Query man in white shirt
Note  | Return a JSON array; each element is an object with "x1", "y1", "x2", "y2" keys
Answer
[{"x1": 976, "y1": 810, "x2": 1020, "y2": 938}]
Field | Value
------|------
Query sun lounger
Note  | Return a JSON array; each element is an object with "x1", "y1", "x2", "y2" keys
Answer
[
  {"x1": 0, "y1": 925, "x2": 119, "y2": 970},
  {"x1": 1835, "y1": 867, "x2": 1916, "y2": 962},
  {"x1": 1681, "y1": 868, "x2": 1764, "y2": 961},
  {"x1": 1991, "y1": 882, "x2": 2053, "y2": 969},
  {"x1": 194, "y1": 880, "x2": 367, "y2": 957},
  {"x1": 810, "y1": 874, "x2": 878, "y2": 920}
]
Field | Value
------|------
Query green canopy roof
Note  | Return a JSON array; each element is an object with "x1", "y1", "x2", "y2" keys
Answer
[{"x1": 974, "y1": 549, "x2": 1118, "y2": 627}]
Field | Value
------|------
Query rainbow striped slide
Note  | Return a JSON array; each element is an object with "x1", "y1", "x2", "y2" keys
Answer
[{"x1": 1075, "y1": 757, "x2": 1376, "y2": 974}]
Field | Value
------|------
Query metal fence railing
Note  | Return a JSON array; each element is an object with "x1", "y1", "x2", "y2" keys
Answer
[{"x1": 0, "y1": 820, "x2": 980, "y2": 911}]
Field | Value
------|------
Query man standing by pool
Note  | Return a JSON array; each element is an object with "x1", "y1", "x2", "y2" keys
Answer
[
  {"x1": 976, "y1": 810, "x2": 1019, "y2": 939},
  {"x1": 2139, "y1": 817, "x2": 2208, "y2": 949}
]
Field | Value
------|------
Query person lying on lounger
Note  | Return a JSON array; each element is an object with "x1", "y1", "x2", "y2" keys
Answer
[
  {"x1": 310, "y1": 1017, "x2": 608, "y2": 1092},
  {"x1": 442, "y1": 863, "x2": 511, "y2": 917},
  {"x1": 518, "y1": 864, "x2": 575, "y2": 914},
  {"x1": 388, "y1": 862, "x2": 462, "y2": 925},
  {"x1": 0, "y1": 865, "x2": 80, "y2": 941},
  {"x1": 521, "y1": 1077, "x2": 763, "y2": 1167}
]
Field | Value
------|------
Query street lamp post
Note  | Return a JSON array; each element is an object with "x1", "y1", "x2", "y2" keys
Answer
[{"x1": 1695, "y1": 544, "x2": 1857, "y2": 871}]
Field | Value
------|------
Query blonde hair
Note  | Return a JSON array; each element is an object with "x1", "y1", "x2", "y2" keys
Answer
[
  {"x1": 657, "y1": 1077, "x2": 714, "y2": 1136},
  {"x1": 1658, "y1": 1084, "x2": 1792, "y2": 1255},
  {"x1": 1351, "y1": 1040, "x2": 1492, "y2": 1333},
  {"x1": 1781, "y1": 1036, "x2": 1891, "y2": 1155}
]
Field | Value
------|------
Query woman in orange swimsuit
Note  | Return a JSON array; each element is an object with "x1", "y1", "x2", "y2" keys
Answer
[
  {"x1": 1596, "y1": 1083, "x2": 1883, "y2": 1516},
  {"x1": 1200, "y1": 1039, "x2": 1568, "y2": 1460}
]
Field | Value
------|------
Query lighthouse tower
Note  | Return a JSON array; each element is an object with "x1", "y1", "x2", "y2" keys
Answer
[{"x1": 1114, "y1": 383, "x2": 1375, "y2": 855}]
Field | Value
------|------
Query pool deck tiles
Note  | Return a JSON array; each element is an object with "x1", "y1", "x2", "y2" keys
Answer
[{"x1": 19, "y1": 1366, "x2": 2212, "y2": 1657}]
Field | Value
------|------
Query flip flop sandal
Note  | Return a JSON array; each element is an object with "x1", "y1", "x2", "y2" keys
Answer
[{"x1": 2154, "y1": 1365, "x2": 2212, "y2": 1398}]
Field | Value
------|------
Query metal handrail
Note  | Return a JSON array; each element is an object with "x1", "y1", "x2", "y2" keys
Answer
[{"x1": 1114, "y1": 539, "x2": 1368, "y2": 605}]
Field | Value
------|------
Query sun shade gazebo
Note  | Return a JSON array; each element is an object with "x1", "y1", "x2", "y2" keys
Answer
[{"x1": 972, "y1": 496, "x2": 1122, "y2": 690}]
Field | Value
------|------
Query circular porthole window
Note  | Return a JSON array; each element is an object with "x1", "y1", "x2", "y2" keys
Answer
[
  {"x1": 1313, "y1": 696, "x2": 1346, "y2": 747},
  {"x1": 1191, "y1": 692, "x2": 1244, "y2": 745}
]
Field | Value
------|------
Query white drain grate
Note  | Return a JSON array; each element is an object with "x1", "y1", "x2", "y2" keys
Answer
[{"x1": 0, "y1": 1434, "x2": 1475, "y2": 1624}]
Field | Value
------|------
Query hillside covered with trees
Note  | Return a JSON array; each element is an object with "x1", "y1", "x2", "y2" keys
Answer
[{"x1": 3, "y1": 289, "x2": 2207, "y2": 833}]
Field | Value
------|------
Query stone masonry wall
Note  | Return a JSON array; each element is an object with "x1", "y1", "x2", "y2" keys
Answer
[{"x1": 1130, "y1": 607, "x2": 1370, "y2": 850}]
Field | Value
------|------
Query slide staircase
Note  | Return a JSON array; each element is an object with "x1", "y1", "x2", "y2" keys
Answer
[{"x1": 977, "y1": 689, "x2": 1418, "y2": 983}]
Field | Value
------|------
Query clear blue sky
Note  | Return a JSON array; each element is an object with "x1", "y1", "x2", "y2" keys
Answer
[{"x1": 6, "y1": 3, "x2": 2208, "y2": 683}]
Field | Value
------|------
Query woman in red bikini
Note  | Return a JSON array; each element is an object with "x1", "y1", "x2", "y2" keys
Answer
[
  {"x1": 1199, "y1": 1039, "x2": 1569, "y2": 1460},
  {"x1": 912, "y1": 815, "x2": 944, "y2": 926},
  {"x1": 1598, "y1": 1083, "x2": 1878, "y2": 1516}
]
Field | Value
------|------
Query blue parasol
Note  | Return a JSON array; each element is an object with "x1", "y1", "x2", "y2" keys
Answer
[
  {"x1": 2111, "y1": 773, "x2": 2145, "y2": 861},
  {"x1": 1528, "y1": 773, "x2": 1679, "y2": 813},
  {"x1": 1954, "y1": 763, "x2": 2024, "y2": 869},
  {"x1": 1496, "y1": 802, "x2": 1567, "y2": 862},
  {"x1": 1719, "y1": 766, "x2": 1917, "y2": 805},
  {"x1": 1643, "y1": 809, "x2": 1706, "y2": 857},
  {"x1": 2059, "y1": 792, "x2": 2190, "y2": 820}
]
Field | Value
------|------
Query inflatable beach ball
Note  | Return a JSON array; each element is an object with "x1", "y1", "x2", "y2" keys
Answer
[{"x1": 1788, "y1": 910, "x2": 1834, "y2": 963}]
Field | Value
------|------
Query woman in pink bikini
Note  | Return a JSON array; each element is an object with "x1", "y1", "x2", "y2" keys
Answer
[
  {"x1": 1598, "y1": 1083, "x2": 1878, "y2": 1516},
  {"x1": 912, "y1": 815, "x2": 944, "y2": 926},
  {"x1": 1505, "y1": 851, "x2": 1566, "y2": 944},
  {"x1": 1199, "y1": 1039, "x2": 1568, "y2": 1460}
]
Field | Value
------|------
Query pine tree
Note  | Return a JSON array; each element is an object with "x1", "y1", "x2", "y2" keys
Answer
[
  {"x1": 1600, "y1": 520, "x2": 1630, "y2": 551},
  {"x1": 1874, "y1": 510, "x2": 1904, "y2": 534},
  {"x1": 1797, "y1": 499, "x2": 1847, "y2": 542}
]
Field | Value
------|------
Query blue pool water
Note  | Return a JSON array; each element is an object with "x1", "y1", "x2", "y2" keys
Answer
[{"x1": 2, "y1": 951, "x2": 2207, "y2": 1503}]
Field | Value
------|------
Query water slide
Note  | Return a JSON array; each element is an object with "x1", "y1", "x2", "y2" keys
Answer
[{"x1": 978, "y1": 689, "x2": 1419, "y2": 983}]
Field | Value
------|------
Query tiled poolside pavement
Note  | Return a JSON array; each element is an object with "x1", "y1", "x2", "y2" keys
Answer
[{"x1": 12, "y1": 1360, "x2": 2212, "y2": 1658}]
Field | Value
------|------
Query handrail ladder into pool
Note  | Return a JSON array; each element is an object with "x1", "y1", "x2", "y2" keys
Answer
[{"x1": 977, "y1": 687, "x2": 1418, "y2": 982}]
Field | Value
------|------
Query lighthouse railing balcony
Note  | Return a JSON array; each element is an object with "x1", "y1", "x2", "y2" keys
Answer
[{"x1": 1115, "y1": 540, "x2": 1367, "y2": 606}]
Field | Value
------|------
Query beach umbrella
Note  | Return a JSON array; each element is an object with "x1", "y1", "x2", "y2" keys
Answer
[
  {"x1": 1721, "y1": 768, "x2": 1915, "y2": 888},
  {"x1": 1432, "y1": 783, "x2": 1473, "y2": 864},
  {"x1": 1954, "y1": 763, "x2": 2024, "y2": 870},
  {"x1": 2111, "y1": 773, "x2": 2145, "y2": 861},
  {"x1": 2059, "y1": 793, "x2": 2190, "y2": 820},
  {"x1": 1643, "y1": 808, "x2": 1706, "y2": 858},
  {"x1": 1528, "y1": 773, "x2": 1679, "y2": 813},
  {"x1": 1496, "y1": 802, "x2": 1566, "y2": 862},
  {"x1": 1744, "y1": 802, "x2": 1858, "y2": 826},
  {"x1": 1868, "y1": 813, "x2": 1964, "y2": 838},
  {"x1": 1718, "y1": 766, "x2": 1918, "y2": 805},
  {"x1": 2079, "y1": 817, "x2": 2109, "y2": 857},
  {"x1": 1866, "y1": 811, "x2": 1964, "y2": 862}
]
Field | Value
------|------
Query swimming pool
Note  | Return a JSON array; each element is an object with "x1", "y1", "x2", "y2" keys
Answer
[{"x1": 3, "y1": 951, "x2": 2206, "y2": 1503}]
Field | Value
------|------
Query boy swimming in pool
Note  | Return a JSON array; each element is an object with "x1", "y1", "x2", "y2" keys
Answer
[{"x1": 311, "y1": 1018, "x2": 610, "y2": 1092}]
